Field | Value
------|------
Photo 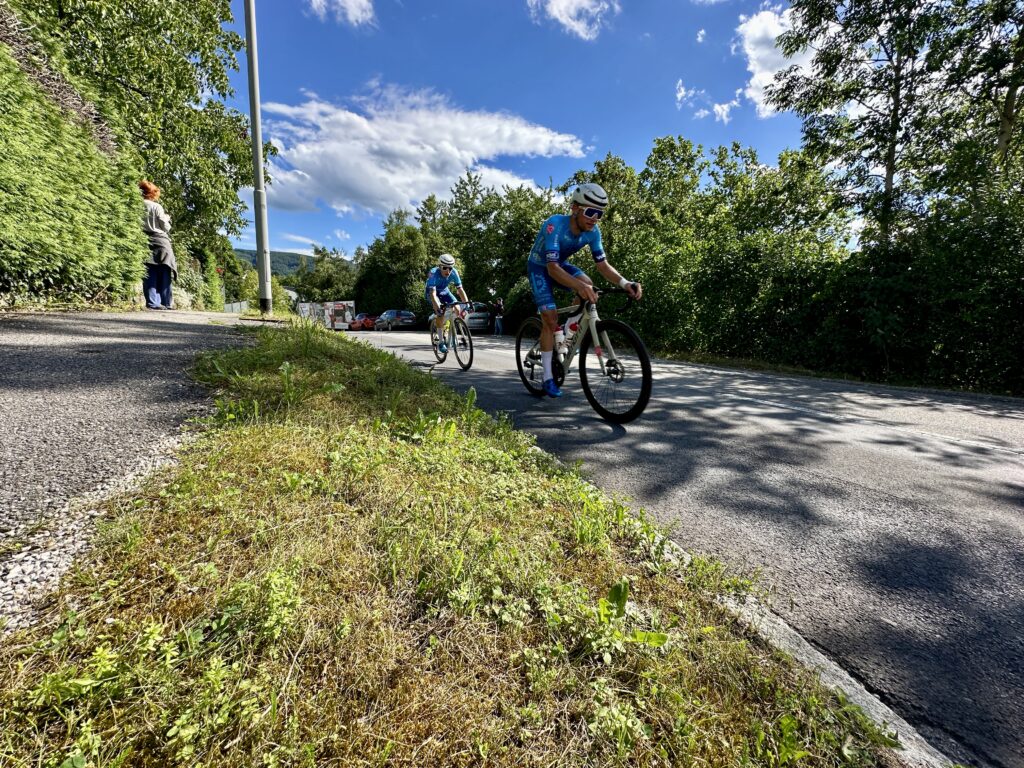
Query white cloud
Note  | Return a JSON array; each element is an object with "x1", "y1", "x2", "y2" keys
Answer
[
  {"x1": 283, "y1": 233, "x2": 319, "y2": 245},
  {"x1": 736, "y1": 4, "x2": 814, "y2": 117},
  {"x1": 308, "y1": 0, "x2": 375, "y2": 26},
  {"x1": 713, "y1": 96, "x2": 741, "y2": 124},
  {"x1": 526, "y1": 0, "x2": 621, "y2": 41},
  {"x1": 333, "y1": 229, "x2": 351, "y2": 240},
  {"x1": 675, "y1": 79, "x2": 707, "y2": 111},
  {"x1": 694, "y1": 108, "x2": 710, "y2": 119},
  {"x1": 262, "y1": 84, "x2": 584, "y2": 216},
  {"x1": 696, "y1": 28, "x2": 706, "y2": 43}
]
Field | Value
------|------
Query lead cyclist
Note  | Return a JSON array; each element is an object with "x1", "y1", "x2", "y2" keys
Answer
[{"x1": 526, "y1": 183, "x2": 642, "y2": 397}]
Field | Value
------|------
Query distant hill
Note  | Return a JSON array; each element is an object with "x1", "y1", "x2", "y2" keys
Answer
[{"x1": 233, "y1": 248, "x2": 306, "y2": 276}]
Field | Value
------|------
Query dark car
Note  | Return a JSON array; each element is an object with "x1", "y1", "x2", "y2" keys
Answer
[
  {"x1": 350, "y1": 313, "x2": 377, "y2": 331},
  {"x1": 374, "y1": 309, "x2": 418, "y2": 331},
  {"x1": 464, "y1": 301, "x2": 493, "y2": 332}
]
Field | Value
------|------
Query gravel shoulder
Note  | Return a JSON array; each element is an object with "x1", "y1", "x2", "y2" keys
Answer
[{"x1": 0, "y1": 310, "x2": 251, "y2": 630}]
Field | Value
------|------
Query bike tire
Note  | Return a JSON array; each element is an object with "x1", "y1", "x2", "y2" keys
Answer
[
  {"x1": 431, "y1": 323, "x2": 448, "y2": 363},
  {"x1": 578, "y1": 318, "x2": 652, "y2": 423},
  {"x1": 515, "y1": 317, "x2": 546, "y2": 396},
  {"x1": 453, "y1": 318, "x2": 474, "y2": 370}
]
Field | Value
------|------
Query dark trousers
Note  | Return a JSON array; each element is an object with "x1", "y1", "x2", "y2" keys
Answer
[{"x1": 143, "y1": 263, "x2": 173, "y2": 309}]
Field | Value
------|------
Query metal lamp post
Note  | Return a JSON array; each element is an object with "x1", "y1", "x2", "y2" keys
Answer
[{"x1": 243, "y1": 0, "x2": 272, "y2": 314}]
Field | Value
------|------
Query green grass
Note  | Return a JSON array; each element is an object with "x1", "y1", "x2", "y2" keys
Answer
[{"x1": 0, "y1": 321, "x2": 898, "y2": 767}]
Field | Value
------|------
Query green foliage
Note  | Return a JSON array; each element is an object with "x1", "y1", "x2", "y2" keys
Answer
[
  {"x1": 8, "y1": 0, "x2": 259, "y2": 266},
  {"x1": 0, "y1": 45, "x2": 147, "y2": 303},
  {"x1": 353, "y1": 210, "x2": 431, "y2": 314},
  {"x1": 289, "y1": 245, "x2": 356, "y2": 302},
  {"x1": 239, "y1": 271, "x2": 293, "y2": 314}
]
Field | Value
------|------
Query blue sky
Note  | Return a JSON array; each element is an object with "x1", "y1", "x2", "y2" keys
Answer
[{"x1": 226, "y1": 0, "x2": 811, "y2": 257}]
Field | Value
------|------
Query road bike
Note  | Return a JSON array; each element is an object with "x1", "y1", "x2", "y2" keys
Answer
[
  {"x1": 515, "y1": 287, "x2": 652, "y2": 423},
  {"x1": 430, "y1": 302, "x2": 474, "y2": 370}
]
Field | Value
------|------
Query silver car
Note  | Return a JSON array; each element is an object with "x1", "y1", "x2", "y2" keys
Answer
[{"x1": 464, "y1": 302, "x2": 492, "y2": 332}]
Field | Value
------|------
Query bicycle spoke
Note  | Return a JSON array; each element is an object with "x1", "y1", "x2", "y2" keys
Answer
[
  {"x1": 515, "y1": 317, "x2": 546, "y2": 396},
  {"x1": 579, "y1": 319, "x2": 652, "y2": 423},
  {"x1": 453, "y1": 318, "x2": 474, "y2": 370},
  {"x1": 431, "y1": 323, "x2": 447, "y2": 362}
]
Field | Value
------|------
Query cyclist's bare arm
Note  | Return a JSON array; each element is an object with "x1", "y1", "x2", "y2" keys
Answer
[
  {"x1": 547, "y1": 262, "x2": 597, "y2": 303},
  {"x1": 456, "y1": 285, "x2": 469, "y2": 304},
  {"x1": 596, "y1": 260, "x2": 642, "y2": 300}
]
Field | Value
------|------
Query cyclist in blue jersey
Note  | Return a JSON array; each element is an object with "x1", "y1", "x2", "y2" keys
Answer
[
  {"x1": 425, "y1": 253, "x2": 470, "y2": 354},
  {"x1": 527, "y1": 183, "x2": 642, "y2": 397}
]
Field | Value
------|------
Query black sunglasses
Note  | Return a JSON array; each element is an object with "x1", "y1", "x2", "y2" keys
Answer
[
  {"x1": 580, "y1": 207, "x2": 604, "y2": 220},
  {"x1": 440, "y1": 266, "x2": 452, "y2": 272}
]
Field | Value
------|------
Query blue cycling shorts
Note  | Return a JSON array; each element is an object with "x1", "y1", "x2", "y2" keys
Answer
[
  {"x1": 528, "y1": 261, "x2": 584, "y2": 311},
  {"x1": 426, "y1": 288, "x2": 457, "y2": 306}
]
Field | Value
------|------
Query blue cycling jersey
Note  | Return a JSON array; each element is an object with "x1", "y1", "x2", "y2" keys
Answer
[
  {"x1": 425, "y1": 266, "x2": 462, "y2": 295},
  {"x1": 527, "y1": 214, "x2": 605, "y2": 269}
]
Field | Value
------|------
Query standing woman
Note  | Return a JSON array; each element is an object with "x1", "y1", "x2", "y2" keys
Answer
[{"x1": 139, "y1": 180, "x2": 178, "y2": 310}]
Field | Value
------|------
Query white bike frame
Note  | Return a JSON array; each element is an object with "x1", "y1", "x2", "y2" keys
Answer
[{"x1": 551, "y1": 299, "x2": 620, "y2": 378}]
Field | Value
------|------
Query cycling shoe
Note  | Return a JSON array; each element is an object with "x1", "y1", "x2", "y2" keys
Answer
[{"x1": 542, "y1": 378, "x2": 563, "y2": 398}]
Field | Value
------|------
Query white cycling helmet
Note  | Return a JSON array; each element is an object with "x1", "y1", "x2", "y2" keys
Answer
[
  {"x1": 571, "y1": 182, "x2": 609, "y2": 209},
  {"x1": 437, "y1": 253, "x2": 456, "y2": 268}
]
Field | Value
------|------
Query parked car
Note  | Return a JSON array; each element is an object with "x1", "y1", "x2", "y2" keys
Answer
[
  {"x1": 350, "y1": 313, "x2": 377, "y2": 331},
  {"x1": 374, "y1": 309, "x2": 418, "y2": 331},
  {"x1": 464, "y1": 301, "x2": 493, "y2": 332}
]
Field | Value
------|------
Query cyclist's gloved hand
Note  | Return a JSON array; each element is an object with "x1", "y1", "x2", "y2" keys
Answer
[{"x1": 619, "y1": 277, "x2": 642, "y2": 301}]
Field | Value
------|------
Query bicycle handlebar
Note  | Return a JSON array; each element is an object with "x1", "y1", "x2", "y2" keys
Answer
[{"x1": 579, "y1": 284, "x2": 640, "y2": 309}]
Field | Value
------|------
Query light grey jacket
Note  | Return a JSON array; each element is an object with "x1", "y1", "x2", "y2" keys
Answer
[{"x1": 142, "y1": 199, "x2": 178, "y2": 277}]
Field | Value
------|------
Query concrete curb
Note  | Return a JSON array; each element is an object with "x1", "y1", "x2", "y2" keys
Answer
[{"x1": 722, "y1": 595, "x2": 954, "y2": 768}]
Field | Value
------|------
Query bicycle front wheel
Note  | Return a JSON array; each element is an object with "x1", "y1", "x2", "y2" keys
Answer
[
  {"x1": 515, "y1": 317, "x2": 546, "y2": 396},
  {"x1": 453, "y1": 318, "x2": 474, "y2": 370},
  {"x1": 431, "y1": 323, "x2": 448, "y2": 363},
  {"x1": 578, "y1": 319, "x2": 652, "y2": 423}
]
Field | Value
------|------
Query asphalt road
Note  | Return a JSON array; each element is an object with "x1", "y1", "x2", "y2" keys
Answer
[
  {"x1": 359, "y1": 327, "x2": 1024, "y2": 768},
  {"x1": 0, "y1": 311, "x2": 248, "y2": 544}
]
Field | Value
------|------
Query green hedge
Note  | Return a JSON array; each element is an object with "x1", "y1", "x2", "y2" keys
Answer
[{"x1": 0, "y1": 43, "x2": 147, "y2": 303}]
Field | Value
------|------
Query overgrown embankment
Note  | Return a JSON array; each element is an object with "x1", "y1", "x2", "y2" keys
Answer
[
  {"x1": 0, "y1": 38, "x2": 146, "y2": 303},
  {"x1": 0, "y1": 323, "x2": 896, "y2": 766}
]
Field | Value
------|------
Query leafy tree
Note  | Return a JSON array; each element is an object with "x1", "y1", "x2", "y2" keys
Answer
[
  {"x1": 290, "y1": 245, "x2": 357, "y2": 302},
  {"x1": 931, "y1": 0, "x2": 1023, "y2": 172},
  {"x1": 415, "y1": 194, "x2": 451, "y2": 260},
  {"x1": 353, "y1": 211, "x2": 430, "y2": 314},
  {"x1": 767, "y1": 0, "x2": 944, "y2": 242}
]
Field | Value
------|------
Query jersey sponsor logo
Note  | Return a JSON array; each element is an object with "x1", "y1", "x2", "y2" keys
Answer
[{"x1": 546, "y1": 223, "x2": 554, "y2": 234}]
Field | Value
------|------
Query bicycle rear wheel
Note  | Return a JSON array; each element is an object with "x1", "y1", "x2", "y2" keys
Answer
[
  {"x1": 453, "y1": 318, "x2": 474, "y2": 370},
  {"x1": 515, "y1": 317, "x2": 546, "y2": 396},
  {"x1": 431, "y1": 323, "x2": 448, "y2": 363},
  {"x1": 578, "y1": 318, "x2": 652, "y2": 423}
]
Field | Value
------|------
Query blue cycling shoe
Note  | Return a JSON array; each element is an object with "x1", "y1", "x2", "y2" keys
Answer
[
  {"x1": 438, "y1": 342, "x2": 448, "y2": 354},
  {"x1": 542, "y1": 378, "x2": 563, "y2": 398}
]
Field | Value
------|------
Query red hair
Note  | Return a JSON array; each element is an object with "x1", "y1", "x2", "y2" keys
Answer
[{"x1": 139, "y1": 180, "x2": 161, "y2": 201}]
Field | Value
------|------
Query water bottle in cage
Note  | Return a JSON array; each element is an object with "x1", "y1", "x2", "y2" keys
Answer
[{"x1": 554, "y1": 325, "x2": 568, "y2": 358}]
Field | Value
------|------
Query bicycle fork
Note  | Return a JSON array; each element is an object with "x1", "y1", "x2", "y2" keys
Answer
[{"x1": 583, "y1": 306, "x2": 619, "y2": 377}]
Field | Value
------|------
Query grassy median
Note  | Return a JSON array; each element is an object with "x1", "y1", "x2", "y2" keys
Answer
[{"x1": 0, "y1": 321, "x2": 897, "y2": 767}]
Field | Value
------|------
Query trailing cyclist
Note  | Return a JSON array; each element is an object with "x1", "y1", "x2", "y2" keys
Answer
[
  {"x1": 425, "y1": 253, "x2": 470, "y2": 354},
  {"x1": 526, "y1": 183, "x2": 642, "y2": 397}
]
